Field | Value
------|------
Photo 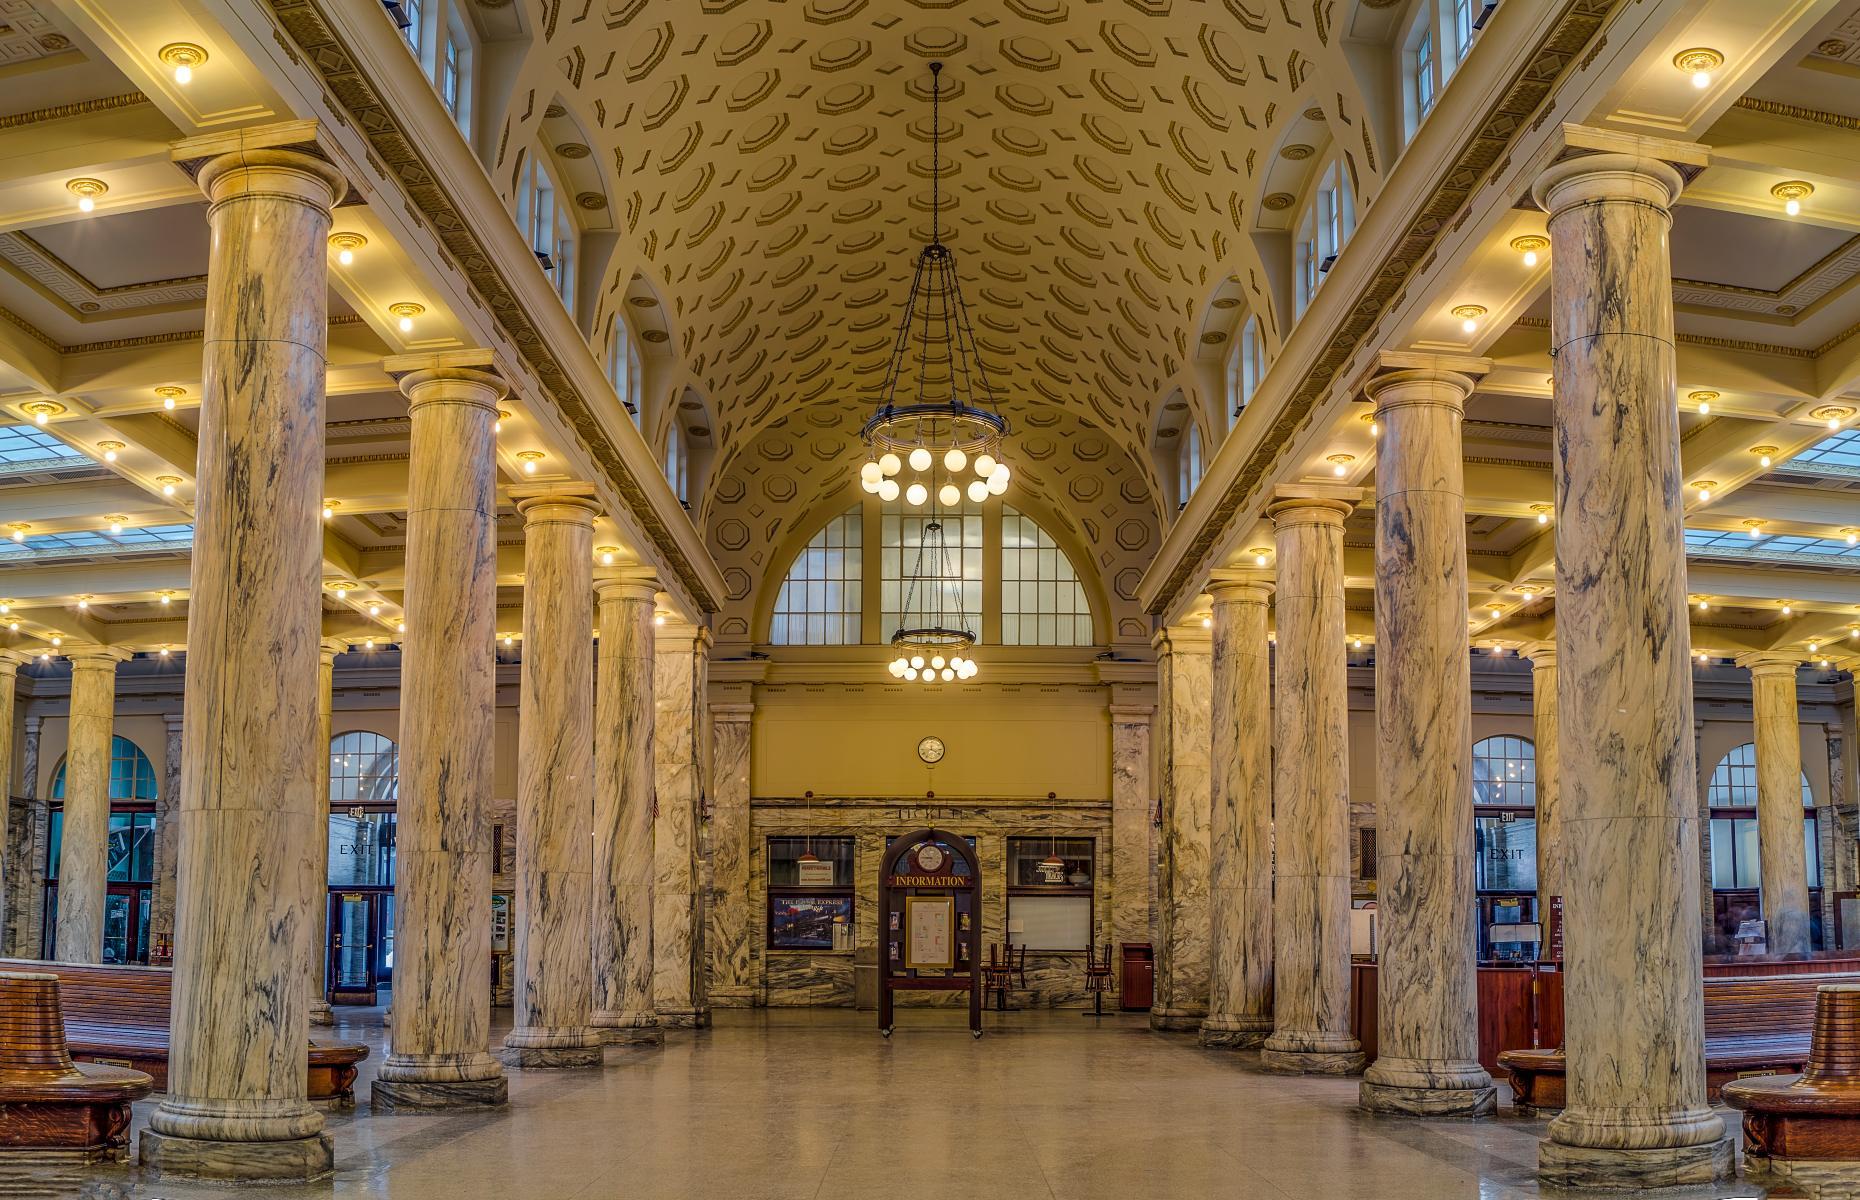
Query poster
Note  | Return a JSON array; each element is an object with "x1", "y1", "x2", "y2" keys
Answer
[
  {"x1": 491, "y1": 892, "x2": 510, "y2": 952},
  {"x1": 905, "y1": 895, "x2": 954, "y2": 970}
]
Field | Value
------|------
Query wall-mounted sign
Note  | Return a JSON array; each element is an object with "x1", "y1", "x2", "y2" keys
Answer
[
  {"x1": 797, "y1": 857, "x2": 835, "y2": 887},
  {"x1": 490, "y1": 892, "x2": 511, "y2": 953},
  {"x1": 905, "y1": 895, "x2": 954, "y2": 970}
]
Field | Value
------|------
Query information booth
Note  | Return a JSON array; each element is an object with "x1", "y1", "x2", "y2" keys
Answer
[{"x1": 878, "y1": 828, "x2": 983, "y2": 1037}]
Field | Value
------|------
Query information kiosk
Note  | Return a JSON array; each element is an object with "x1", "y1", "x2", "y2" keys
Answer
[{"x1": 878, "y1": 828, "x2": 983, "y2": 1037}]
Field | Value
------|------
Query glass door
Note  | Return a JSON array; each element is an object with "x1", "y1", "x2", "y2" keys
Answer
[{"x1": 328, "y1": 891, "x2": 381, "y2": 1005}]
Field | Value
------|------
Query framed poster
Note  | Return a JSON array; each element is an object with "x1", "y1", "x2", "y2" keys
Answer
[
  {"x1": 905, "y1": 895, "x2": 955, "y2": 970},
  {"x1": 490, "y1": 892, "x2": 511, "y2": 953}
]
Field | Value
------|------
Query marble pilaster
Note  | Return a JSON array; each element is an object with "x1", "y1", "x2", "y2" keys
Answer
[
  {"x1": 1532, "y1": 141, "x2": 1732, "y2": 1188},
  {"x1": 654, "y1": 622, "x2": 712, "y2": 1028},
  {"x1": 0, "y1": 653, "x2": 21, "y2": 951},
  {"x1": 10, "y1": 715, "x2": 43, "y2": 957},
  {"x1": 142, "y1": 135, "x2": 345, "y2": 1183},
  {"x1": 1521, "y1": 644, "x2": 1561, "y2": 926},
  {"x1": 148, "y1": 712, "x2": 183, "y2": 964},
  {"x1": 372, "y1": 356, "x2": 511, "y2": 1106},
  {"x1": 1738, "y1": 655, "x2": 1813, "y2": 957},
  {"x1": 1151, "y1": 625, "x2": 1212, "y2": 1032},
  {"x1": 708, "y1": 702, "x2": 756, "y2": 1007},
  {"x1": 305, "y1": 643, "x2": 344, "y2": 1024},
  {"x1": 1261, "y1": 486, "x2": 1365, "y2": 1076},
  {"x1": 54, "y1": 647, "x2": 127, "y2": 964},
  {"x1": 591, "y1": 571, "x2": 663, "y2": 1044},
  {"x1": 503, "y1": 490, "x2": 602, "y2": 1068},
  {"x1": 1108, "y1": 703, "x2": 1154, "y2": 996},
  {"x1": 1359, "y1": 363, "x2": 1494, "y2": 1117},
  {"x1": 1201, "y1": 575, "x2": 1274, "y2": 1048}
]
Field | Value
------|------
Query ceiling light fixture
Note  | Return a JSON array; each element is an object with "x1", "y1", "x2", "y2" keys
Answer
[
  {"x1": 1673, "y1": 47, "x2": 1723, "y2": 89},
  {"x1": 1688, "y1": 390, "x2": 1717, "y2": 415},
  {"x1": 1249, "y1": 547, "x2": 1270, "y2": 567},
  {"x1": 1753, "y1": 445, "x2": 1776, "y2": 469},
  {"x1": 97, "y1": 441, "x2": 124, "y2": 463},
  {"x1": 495, "y1": 410, "x2": 509, "y2": 434},
  {"x1": 597, "y1": 545, "x2": 618, "y2": 566},
  {"x1": 327, "y1": 231, "x2": 366, "y2": 266},
  {"x1": 7, "y1": 524, "x2": 27, "y2": 542},
  {"x1": 154, "y1": 386, "x2": 184, "y2": 411},
  {"x1": 857, "y1": 62, "x2": 1011, "y2": 510},
  {"x1": 1327, "y1": 453, "x2": 1355, "y2": 478},
  {"x1": 1509, "y1": 235, "x2": 1548, "y2": 268},
  {"x1": 156, "y1": 475, "x2": 181, "y2": 497},
  {"x1": 23, "y1": 401, "x2": 63, "y2": 426},
  {"x1": 389, "y1": 301, "x2": 424, "y2": 334},
  {"x1": 1451, "y1": 304, "x2": 1487, "y2": 335},
  {"x1": 1781, "y1": 601, "x2": 1794, "y2": 616},
  {"x1": 1697, "y1": 597, "x2": 1710, "y2": 611},
  {"x1": 1771, "y1": 180, "x2": 1814, "y2": 217},
  {"x1": 1846, "y1": 529, "x2": 1859, "y2": 547},
  {"x1": 1693, "y1": 481, "x2": 1716, "y2": 502},
  {"x1": 1814, "y1": 405, "x2": 1854, "y2": 431},
  {"x1": 158, "y1": 591, "x2": 173, "y2": 605},
  {"x1": 322, "y1": 500, "x2": 337, "y2": 520},
  {"x1": 1530, "y1": 504, "x2": 1552, "y2": 525},
  {"x1": 1744, "y1": 519, "x2": 1766, "y2": 538},
  {"x1": 1699, "y1": 651, "x2": 1711, "y2": 664},
  {"x1": 516, "y1": 450, "x2": 545, "y2": 475},
  {"x1": 74, "y1": 595, "x2": 90, "y2": 611},
  {"x1": 886, "y1": 515, "x2": 979, "y2": 684},
  {"x1": 66, "y1": 178, "x2": 107, "y2": 213},
  {"x1": 158, "y1": 42, "x2": 207, "y2": 84},
  {"x1": 105, "y1": 515, "x2": 125, "y2": 534}
]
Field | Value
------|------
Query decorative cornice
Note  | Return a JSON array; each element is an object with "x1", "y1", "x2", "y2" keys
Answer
[
  {"x1": 0, "y1": 92, "x2": 150, "y2": 132},
  {"x1": 0, "y1": 309, "x2": 365, "y2": 356},
  {"x1": 264, "y1": 0, "x2": 718, "y2": 613},
  {"x1": 1732, "y1": 95, "x2": 1860, "y2": 133},
  {"x1": 1512, "y1": 314, "x2": 1818, "y2": 359},
  {"x1": 1151, "y1": 0, "x2": 1620, "y2": 612}
]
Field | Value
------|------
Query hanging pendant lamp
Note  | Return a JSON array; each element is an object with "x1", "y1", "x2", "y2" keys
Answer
[
  {"x1": 857, "y1": 61, "x2": 1012, "y2": 507},
  {"x1": 886, "y1": 516, "x2": 978, "y2": 684}
]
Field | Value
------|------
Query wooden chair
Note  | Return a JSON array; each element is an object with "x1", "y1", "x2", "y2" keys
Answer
[
  {"x1": 981, "y1": 944, "x2": 1012, "y2": 1011},
  {"x1": 1082, "y1": 943, "x2": 1113, "y2": 1018},
  {"x1": 1011, "y1": 942, "x2": 1028, "y2": 991}
]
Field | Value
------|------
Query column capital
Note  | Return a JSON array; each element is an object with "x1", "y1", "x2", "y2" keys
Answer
[
  {"x1": 1208, "y1": 569, "x2": 1275, "y2": 602},
  {"x1": 596, "y1": 565, "x2": 660, "y2": 606},
  {"x1": 1353, "y1": 351, "x2": 1491, "y2": 417},
  {"x1": 384, "y1": 349, "x2": 508, "y2": 412},
  {"x1": 319, "y1": 637, "x2": 349, "y2": 664},
  {"x1": 1519, "y1": 640, "x2": 1557, "y2": 669},
  {"x1": 1152, "y1": 624, "x2": 1212, "y2": 655},
  {"x1": 513, "y1": 486, "x2": 603, "y2": 528},
  {"x1": 1529, "y1": 126, "x2": 1706, "y2": 220},
  {"x1": 1735, "y1": 652, "x2": 1804, "y2": 678},
  {"x1": 655, "y1": 621, "x2": 713, "y2": 653},
  {"x1": 163, "y1": 711, "x2": 185, "y2": 733},
  {"x1": 175, "y1": 120, "x2": 349, "y2": 213},
  {"x1": 1108, "y1": 702, "x2": 1155, "y2": 724},
  {"x1": 64, "y1": 645, "x2": 132, "y2": 668},
  {"x1": 1265, "y1": 484, "x2": 1362, "y2": 526},
  {"x1": 710, "y1": 701, "x2": 754, "y2": 724},
  {"x1": 0, "y1": 648, "x2": 31, "y2": 671}
]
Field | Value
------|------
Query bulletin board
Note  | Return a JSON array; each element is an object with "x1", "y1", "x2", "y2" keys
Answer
[{"x1": 878, "y1": 827, "x2": 982, "y2": 1037}]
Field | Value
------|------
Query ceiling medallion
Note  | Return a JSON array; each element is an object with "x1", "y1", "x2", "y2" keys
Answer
[
  {"x1": 1280, "y1": 143, "x2": 1315, "y2": 160},
  {"x1": 1263, "y1": 192, "x2": 1295, "y2": 211},
  {"x1": 886, "y1": 516, "x2": 979, "y2": 686},
  {"x1": 858, "y1": 62, "x2": 1012, "y2": 511}
]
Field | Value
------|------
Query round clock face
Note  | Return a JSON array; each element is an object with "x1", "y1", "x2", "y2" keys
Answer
[
  {"x1": 917, "y1": 735, "x2": 946, "y2": 764},
  {"x1": 916, "y1": 843, "x2": 947, "y2": 873}
]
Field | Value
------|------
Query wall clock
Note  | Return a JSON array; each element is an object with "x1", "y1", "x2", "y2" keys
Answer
[{"x1": 917, "y1": 735, "x2": 947, "y2": 765}]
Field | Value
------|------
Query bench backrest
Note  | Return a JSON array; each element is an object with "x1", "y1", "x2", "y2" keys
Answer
[
  {"x1": 0, "y1": 958, "x2": 171, "y2": 1033},
  {"x1": 1701, "y1": 971, "x2": 1860, "y2": 1040}
]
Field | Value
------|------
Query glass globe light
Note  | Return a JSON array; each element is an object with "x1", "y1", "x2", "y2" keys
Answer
[
  {"x1": 986, "y1": 469, "x2": 1009, "y2": 496},
  {"x1": 889, "y1": 659, "x2": 905, "y2": 677},
  {"x1": 910, "y1": 655, "x2": 925, "y2": 670},
  {"x1": 879, "y1": 452, "x2": 902, "y2": 476},
  {"x1": 941, "y1": 668, "x2": 954, "y2": 681},
  {"x1": 904, "y1": 666, "x2": 918, "y2": 680},
  {"x1": 974, "y1": 453, "x2": 997, "y2": 478},
  {"x1": 931, "y1": 655, "x2": 945, "y2": 670},
  {"x1": 939, "y1": 483, "x2": 960, "y2": 506},
  {"x1": 862, "y1": 476, "x2": 881, "y2": 494},
  {"x1": 950, "y1": 656, "x2": 965, "y2": 670},
  {"x1": 944, "y1": 447, "x2": 967, "y2": 473},
  {"x1": 967, "y1": 480, "x2": 989, "y2": 503},
  {"x1": 922, "y1": 672, "x2": 935, "y2": 686},
  {"x1": 878, "y1": 478, "x2": 900, "y2": 502},
  {"x1": 905, "y1": 482, "x2": 928, "y2": 506},
  {"x1": 908, "y1": 446, "x2": 932, "y2": 472},
  {"x1": 861, "y1": 462, "x2": 882, "y2": 484}
]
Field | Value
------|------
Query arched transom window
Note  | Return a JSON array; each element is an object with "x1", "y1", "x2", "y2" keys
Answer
[
  {"x1": 1470, "y1": 735, "x2": 1536, "y2": 895},
  {"x1": 50, "y1": 735, "x2": 158, "y2": 801},
  {"x1": 1001, "y1": 507, "x2": 1093, "y2": 646},
  {"x1": 1706, "y1": 742, "x2": 1817, "y2": 891},
  {"x1": 329, "y1": 731, "x2": 400, "y2": 805},
  {"x1": 769, "y1": 509, "x2": 862, "y2": 646}
]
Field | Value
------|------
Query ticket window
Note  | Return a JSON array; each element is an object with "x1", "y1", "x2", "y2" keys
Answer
[{"x1": 1006, "y1": 836, "x2": 1094, "y2": 951}]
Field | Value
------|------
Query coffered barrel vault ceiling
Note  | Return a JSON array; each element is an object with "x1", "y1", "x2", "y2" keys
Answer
[{"x1": 514, "y1": 0, "x2": 1384, "y2": 510}]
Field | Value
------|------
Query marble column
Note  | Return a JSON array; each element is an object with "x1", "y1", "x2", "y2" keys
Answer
[
  {"x1": 1201, "y1": 574, "x2": 1274, "y2": 1048},
  {"x1": 372, "y1": 355, "x2": 510, "y2": 1109},
  {"x1": 1521, "y1": 643, "x2": 1561, "y2": 929},
  {"x1": 708, "y1": 701, "x2": 756, "y2": 1007},
  {"x1": 0, "y1": 652, "x2": 22, "y2": 946},
  {"x1": 306, "y1": 641, "x2": 345, "y2": 1025},
  {"x1": 1738, "y1": 654, "x2": 1813, "y2": 957},
  {"x1": 143, "y1": 135, "x2": 346, "y2": 1184},
  {"x1": 654, "y1": 622, "x2": 712, "y2": 1028},
  {"x1": 591, "y1": 570, "x2": 663, "y2": 1045},
  {"x1": 1108, "y1": 702, "x2": 1154, "y2": 996},
  {"x1": 1533, "y1": 141, "x2": 1732, "y2": 1188},
  {"x1": 1150, "y1": 624, "x2": 1212, "y2": 1031},
  {"x1": 54, "y1": 647, "x2": 126, "y2": 963},
  {"x1": 503, "y1": 490, "x2": 602, "y2": 1068},
  {"x1": 13, "y1": 715, "x2": 43, "y2": 957},
  {"x1": 1261, "y1": 485, "x2": 1365, "y2": 1075},
  {"x1": 148, "y1": 712, "x2": 183, "y2": 964},
  {"x1": 1359, "y1": 364, "x2": 1494, "y2": 1116}
]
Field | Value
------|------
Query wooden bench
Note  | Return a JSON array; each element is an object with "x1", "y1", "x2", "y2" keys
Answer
[
  {"x1": 0, "y1": 958, "x2": 368, "y2": 1107},
  {"x1": 1497, "y1": 971, "x2": 1860, "y2": 1114},
  {"x1": 0, "y1": 970, "x2": 153, "y2": 1162}
]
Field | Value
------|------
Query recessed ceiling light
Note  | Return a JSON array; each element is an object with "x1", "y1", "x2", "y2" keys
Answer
[
  {"x1": 1770, "y1": 180, "x2": 1813, "y2": 217},
  {"x1": 1451, "y1": 304, "x2": 1487, "y2": 335},
  {"x1": 66, "y1": 178, "x2": 107, "y2": 213},
  {"x1": 158, "y1": 42, "x2": 207, "y2": 85},
  {"x1": 1673, "y1": 47, "x2": 1723, "y2": 89}
]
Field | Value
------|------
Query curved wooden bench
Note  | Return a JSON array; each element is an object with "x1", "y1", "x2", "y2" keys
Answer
[
  {"x1": 0, "y1": 970, "x2": 153, "y2": 1162},
  {"x1": 308, "y1": 1040, "x2": 369, "y2": 1109},
  {"x1": 1495, "y1": 1047, "x2": 1564, "y2": 1116},
  {"x1": 1724, "y1": 984, "x2": 1860, "y2": 1183}
]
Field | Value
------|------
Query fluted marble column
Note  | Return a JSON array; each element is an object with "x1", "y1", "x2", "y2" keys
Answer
[
  {"x1": 1533, "y1": 140, "x2": 1731, "y2": 1188},
  {"x1": 709, "y1": 701, "x2": 756, "y2": 1007},
  {"x1": 1108, "y1": 702, "x2": 1154, "y2": 997},
  {"x1": 1261, "y1": 486, "x2": 1365, "y2": 1075},
  {"x1": 591, "y1": 570, "x2": 663, "y2": 1045},
  {"x1": 304, "y1": 642, "x2": 343, "y2": 1024},
  {"x1": 654, "y1": 621, "x2": 711, "y2": 1028},
  {"x1": 55, "y1": 647, "x2": 126, "y2": 963},
  {"x1": 1360, "y1": 364, "x2": 1494, "y2": 1117},
  {"x1": 1521, "y1": 643, "x2": 1561, "y2": 928},
  {"x1": 1201, "y1": 574, "x2": 1274, "y2": 1048},
  {"x1": 1151, "y1": 625, "x2": 1212, "y2": 1031},
  {"x1": 143, "y1": 134, "x2": 345, "y2": 1183},
  {"x1": 371, "y1": 355, "x2": 509, "y2": 1109},
  {"x1": 1739, "y1": 654, "x2": 1813, "y2": 957},
  {"x1": 503, "y1": 490, "x2": 602, "y2": 1068},
  {"x1": 149, "y1": 712, "x2": 183, "y2": 964}
]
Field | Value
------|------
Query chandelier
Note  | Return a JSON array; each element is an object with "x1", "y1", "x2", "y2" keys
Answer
[
  {"x1": 858, "y1": 61, "x2": 1011, "y2": 508},
  {"x1": 886, "y1": 516, "x2": 978, "y2": 684}
]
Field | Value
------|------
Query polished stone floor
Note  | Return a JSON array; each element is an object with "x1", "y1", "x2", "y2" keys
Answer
[{"x1": 23, "y1": 1005, "x2": 1792, "y2": 1199}]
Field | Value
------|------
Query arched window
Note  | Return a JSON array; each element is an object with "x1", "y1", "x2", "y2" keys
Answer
[
  {"x1": 1293, "y1": 156, "x2": 1355, "y2": 317},
  {"x1": 1001, "y1": 507, "x2": 1093, "y2": 646},
  {"x1": 516, "y1": 152, "x2": 576, "y2": 313},
  {"x1": 329, "y1": 731, "x2": 400, "y2": 804},
  {"x1": 1472, "y1": 735, "x2": 1535, "y2": 805},
  {"x1": 770, "y1": 508, "x2": 862, "y2": 645},
  {"x1": 1177, "y1": 422, "x2": 1204, "y2": 506},
  {"x1": 665, "y1": 421, "x2": 687, "y2": 505},
  {"x1": 881, "y1": 497, "x2": 982, "y2": 638},
  {"x1": 607, "y1": 314, "x2": 641, "y2": 423},
  {"x1": 1227, "y1": 316, "x2": 1265, "y2": 421},
  {"x1": 50, "y1": 735, "x2": 158, "y2": 801},
  {"x1": 1471, "y1": 735, "x2": 1536, "y2": 895},
  {"x1": 1706, "y1": 742, "x2": 1817, "y2": 891}
]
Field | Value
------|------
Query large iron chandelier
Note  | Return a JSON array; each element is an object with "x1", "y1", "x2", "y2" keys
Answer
[
  {"x1": 887, "y1": 516, "x2": 978, "y2": 684},
  {"x1": 858, "y1": 61, "x2": 1011, "y2": 508}
]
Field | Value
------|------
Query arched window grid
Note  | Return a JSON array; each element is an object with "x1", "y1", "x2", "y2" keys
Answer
[
  {"x1": 880, "y1": 499, "x2": 983, "y2": 638},
  {"x1": 769, "y1": 509, "x2": 863, "y2": 646},
  {"x1": 1706, "y1": 741, "x2": 1819, "y2": 891},
  {"x1": 1177, "y1": 422, "x2": 1204, "y2": 508},
  {"x1": 1001, "y1": 507, "x2": 1093, "y2": 647},
  {"x1": 49, "y1": 735, "x2": 158, "y2": 803},
  {"x1": 1471, "y1": 735, "x2": 1535, "y2": 806},
  {"x1": 329, "y1": 731, "x2": 400, "y2": 806}
]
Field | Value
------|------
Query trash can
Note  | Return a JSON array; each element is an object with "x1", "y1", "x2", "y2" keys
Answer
[
  {"x1": 1119, "y1": 942, "x2": 1153, "y2": 1011},
  {"x1": 853, "y1": 944, "x2": 879, "y2": 1011}
]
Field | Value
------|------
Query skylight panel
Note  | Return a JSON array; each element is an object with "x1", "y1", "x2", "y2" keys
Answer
[{"x1": 0, "y1": 423, "x2": 84, "y2": 465}]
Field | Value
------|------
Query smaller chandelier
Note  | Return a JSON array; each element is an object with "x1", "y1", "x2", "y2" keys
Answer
[
  {"x1": 858, "y1": 61, "x2": 1011, "y2": 508},
  {"x1": 886, "y1": 517, "x2": 979, "y2": 684}
]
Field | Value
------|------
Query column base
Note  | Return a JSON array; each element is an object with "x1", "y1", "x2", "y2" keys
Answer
[
  {"x1": 708, "y1": 985, "x2": 759, "y2": 1008},
  {"x1": 308, "y1": 1000, "x2": 334, "y2": 1027},
  {"x1": 1260, "y1": 1031, "x2": 1365, "y2": 1075},
  {"x1": 657, "y1": 1005, "x2": 710, "y2": 1029},
  {"x1": 500, "y1": 1026, "x2": 603, "y2": 1068},
  {"x1": 1198, "y1": 1014, "x2": 1270, "y2": 1048},
  {"x1": 1148, "y1": 1006, "x2": 1206, "y2": 1032},
  {"x1": 370, "y1": 1076, "x2": 508, "y2": 1112},
  {"x1": 138, "y1": 1129, "x2": 334, "y2": 1184},
  {"x1": 591, "y1": 1008, "x2": 663, "y2": 1045},
  {"x1": 1360, "y1": 1079, "x2": 1496, "y2": 1118},
  {"x1": 1538, "y1": 1136, "x2": 1734, "y2": 1190}
]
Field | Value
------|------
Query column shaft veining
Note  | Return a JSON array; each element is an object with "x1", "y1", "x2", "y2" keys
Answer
[
  {"x1": 1109, "y1": 703, "x2": 1154, "y2": 1000},
  {"x1": 1151, "y1": 625, "x2": 1212, "y2": 1031},
  {"x1": 654, "y1": 622, "x2": 711, "y2": 1027},
  {"x1": 54, "y1": 649, "x2": 123, "y2": 963},
  {"x1": 1201, "y1": 575, "x2": 1274, "y2": 1048},
  {"x1": 1360, "y1": 363, "x2": 1494, "y2": 1116},
  {"x1": 142, "y1": 133, "x2": 346, "y2": 1184},
  {"x1": 149, "y1": 711, "x2": 183, "y2": 964},
  {"x1": 1739, "y1": 655, "x2": 1813, "y2": 957},
  {"x1": 0, "y1": 653, "x2": 22, "y2": 943},
  {"x1": 708, "y1": 702, "x2": 756, "y2": 1007},
  {"x1": 1533, "y1": 138, "x2": 1731, "y2": 1189},
  {"x1": 503, "y1": 490, "x2": 602, "y2": 1067},
  {"x1": 592, "y1": 571, "x2": 663, "y2": 1044},
  {"x1": 1522, "y1": 644, "x2": 1561, "y2": 926},
  {"x1": 1261, "y1": 486, "x2": 1365, "y2": 1075},
  {"x1": 306, "y1": 641, "x2": 343, "y2": 1025}
]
